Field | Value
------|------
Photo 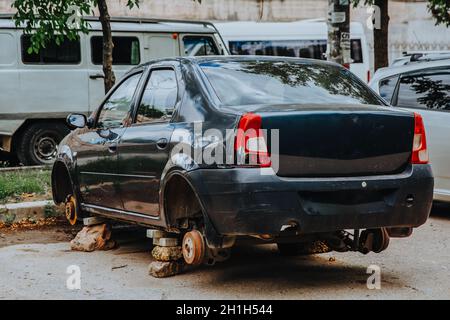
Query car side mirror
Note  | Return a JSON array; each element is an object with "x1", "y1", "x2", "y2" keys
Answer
[{"x1": 67, "y1": 113, "x2": 87, "y2": 129}]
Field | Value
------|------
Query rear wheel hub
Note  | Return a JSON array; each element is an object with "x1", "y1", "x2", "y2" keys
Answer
[{"x1": 182, "y1": 230, "x2": 205, "y2": 266}]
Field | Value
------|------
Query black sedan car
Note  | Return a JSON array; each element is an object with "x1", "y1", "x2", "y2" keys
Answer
[{"x1": 53, "y1": 56, "x2": 433, "y2": 266}]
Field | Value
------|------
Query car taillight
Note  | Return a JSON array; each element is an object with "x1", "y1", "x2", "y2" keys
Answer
[
  {"x1": 235, "y1": 113, "x2": 271, "y2": 167},
  {"x1": 411, "y1": 112, "x2": 429, "y2": 164},
  {"x1": 367, "y1": 70, "x2": 371, "y2": 83}
]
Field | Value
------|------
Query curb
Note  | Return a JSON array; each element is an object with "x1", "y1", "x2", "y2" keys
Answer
[
  {"x1": 0, "y1": 165, "x2": 49, "y2": 173},
  {"x1": 0, "y1": 200, "x2": 64, "y2": 224}
]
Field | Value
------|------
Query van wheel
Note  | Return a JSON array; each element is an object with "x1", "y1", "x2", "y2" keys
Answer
[{"x1": 16, "y1": 122, "x2": 69, "y2": 166}]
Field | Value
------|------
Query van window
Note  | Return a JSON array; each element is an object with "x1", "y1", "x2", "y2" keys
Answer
[
  {"x1": 230, "y1": 39, "x2": 325, "y2": 59},
  {"x1": 21, "y1": 35, "x2": 81, "y2": 64},
  {"x1": 91, "y1": 36, "x2": 140, "y2": 65},
  {"x1": 183, "y1": 36, "x2": 219, "y2": 56},
  {"x1": 136, "y1": 69, "x2": 178, "y2": 123},
  {"x1": 350, "y1": 39, "x2": 363, "y2": 63},
  {"x1": 396, "y1": 68, "x2": 450, "y2": 110},
  {"x1": 229, "y1": 39, "x2": 363, "y2": 63}
]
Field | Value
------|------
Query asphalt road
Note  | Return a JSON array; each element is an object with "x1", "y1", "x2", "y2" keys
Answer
[{"x1": 0, "y1": 204, "x2": 449, "y2": 300}]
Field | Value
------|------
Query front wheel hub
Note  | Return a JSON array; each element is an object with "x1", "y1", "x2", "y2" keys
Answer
[{"x1": 65, "y1": 195, "x2": 78, "y2": 225}]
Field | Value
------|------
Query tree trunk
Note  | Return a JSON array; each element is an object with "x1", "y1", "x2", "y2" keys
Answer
[
  {"x1": 327, "y1": 0, "x2": 351, "y2": 67},
  {"x1": 373, "y1": 0, "x2": 389, "y2": 71},
  {"x1": 97, "y1": 0, "x2": 115, "y2": 93}
]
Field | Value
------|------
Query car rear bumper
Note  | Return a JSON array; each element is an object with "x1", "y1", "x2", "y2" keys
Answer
[{"x1": 188, "y1": 164, "x2": 434, "y2": 236}]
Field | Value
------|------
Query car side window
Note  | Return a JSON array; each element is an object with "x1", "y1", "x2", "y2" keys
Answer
[
  {"x1": 396, "y1": 68, "x2": 450, "y2": 110},
  {"x1": 135, "y1": 69, "x2": 178, "y2": 124},
  {"x1": 97, "y1": 73, "x2": 142, "y2": 128},
  {"x1": 378, "y1": 75, "x2": 399, "y2": 104}
]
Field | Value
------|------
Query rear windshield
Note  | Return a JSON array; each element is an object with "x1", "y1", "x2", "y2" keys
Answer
[{"x1": 200, "y1": 60, "x2": 382, "y2": 107}]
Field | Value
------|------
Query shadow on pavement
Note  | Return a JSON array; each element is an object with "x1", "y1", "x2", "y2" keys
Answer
[
  {"x1": 194, "y1": 244, "x2": 394, "y2": 290},
  {"x1": 92, "y1": 223, "x2": 406, "y2": 292},
  {"x1": 430, "y1": 201, "x2": 450, "y2": 219}
]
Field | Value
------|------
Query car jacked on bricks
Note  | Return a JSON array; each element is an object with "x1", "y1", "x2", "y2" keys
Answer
[{"x1": 52, "y1": 56, "x2": 434, "y2": 267}]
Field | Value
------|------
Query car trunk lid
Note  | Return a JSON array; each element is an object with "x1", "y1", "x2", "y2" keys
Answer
[{"x1": 251, "y1": 104, "x2": 414, "y2": 177}]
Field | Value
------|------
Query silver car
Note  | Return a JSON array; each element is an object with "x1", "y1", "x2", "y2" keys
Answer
[{"x1": 369, "y1": 56, "x2": 450, "y2": 202}]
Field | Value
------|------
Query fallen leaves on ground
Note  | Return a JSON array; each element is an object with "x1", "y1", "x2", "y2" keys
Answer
[
  {"x1": 0, "y1": 217, "x2": 64, "y2": 231},
  {"x1": 298, "y1": 240, "x2": 332, "y2": 255},
  {"x1": 22, "y1": 192, "x2": 36, "y2": 198}
]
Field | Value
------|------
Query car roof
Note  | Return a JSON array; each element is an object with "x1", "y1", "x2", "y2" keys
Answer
[
  {"x1": 196, "y1": 56, "x2": 344, "y2": 69},
  {"x1": 135, "y1": 55, "x2": 342, "y2": 70},
  {"x1": 371, "y1": 59, "x2": 450, "y2": 83},
  {"x1": 125, "y1": 56, "x2": 343, "y2": 78},
  {"x1": 0, "y1": 15, "x2": 217, "y2": 34}
]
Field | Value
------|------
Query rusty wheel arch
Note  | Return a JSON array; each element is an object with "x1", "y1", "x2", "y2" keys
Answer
[
  {"x1": 161, "y1": 170, "x2": 225, "y2": 249},
  {"x1": 162, "y1": 172, "x2": 204, "y2": 229}
]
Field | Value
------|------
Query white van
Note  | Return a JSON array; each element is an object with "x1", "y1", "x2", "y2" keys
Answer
[
  {"x1": 214, "y1": 20, "x2": 370, "y2": 83},
  {"x1": 0, "y1": 15, "x2": 228, "y2": 165}
]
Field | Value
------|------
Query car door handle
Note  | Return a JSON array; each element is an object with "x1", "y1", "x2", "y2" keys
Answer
[
  {"x1": 156, "y1": 138, "x2": 168, "y2": 150},
  {"x1": 108, "y1": 143, "x2": 118, "y2": 153},
  {"x1": 90, "y1": 73, "x2": 105, "y2": 80}
]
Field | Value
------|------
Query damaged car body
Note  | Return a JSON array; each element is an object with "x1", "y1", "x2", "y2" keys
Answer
[{"x1": 52, "y1": 56, "x2": 434, "y2": 266}]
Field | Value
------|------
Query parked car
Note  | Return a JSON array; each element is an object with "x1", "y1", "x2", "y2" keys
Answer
[
  {"x1": 213, "y1": 20, "x2": 371, "y2": 82},
  {"x1": 369, "y1": 55, "x2": 450, "y2": 202},
  {"x1": 0, "y1": 15, "x2": 228, "y2": 165},
  {"x1": 390, "y1": 51, "x2": 450, "y2": 66},
  {"x1": 53, "y1": 56, "x2": 433, "y2": 267}
]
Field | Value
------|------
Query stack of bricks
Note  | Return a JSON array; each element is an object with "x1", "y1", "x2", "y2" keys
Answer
[
  {"x1": 70, "y1": 217, "x2": 116, "y2": 252},
  {"x1": 147, "y1": 230, "x2": 184, "y2": 278}
]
